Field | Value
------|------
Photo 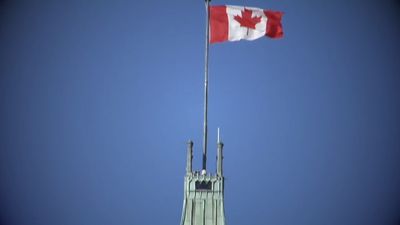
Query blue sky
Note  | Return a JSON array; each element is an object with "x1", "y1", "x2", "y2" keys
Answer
[{"x1": 1, "y1": 0, "x2": 400, "y2": 225}]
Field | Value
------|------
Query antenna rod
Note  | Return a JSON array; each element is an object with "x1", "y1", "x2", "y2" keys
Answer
[
  {"x1": 202, "y1": 0, "x2": 211, "y2": 171},
  {"x1": 217, "y1": 127, "x2": 220, "y2": 143}
]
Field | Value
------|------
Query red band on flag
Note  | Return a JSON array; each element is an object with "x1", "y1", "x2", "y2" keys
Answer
[
  {"x1": 210, "y1": 6, "x2": 229, "y2": 43},
  {"x1": 264, "y1": 10, "x2": 284, "y2": 39}
]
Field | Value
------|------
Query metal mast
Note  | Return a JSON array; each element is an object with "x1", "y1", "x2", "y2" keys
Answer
[{"x1": 202, "y1": 0, "x2": 211, "y2": 171}]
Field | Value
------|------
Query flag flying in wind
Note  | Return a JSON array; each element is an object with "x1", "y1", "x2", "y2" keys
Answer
[{"x1": 210, "y1": 5, "x2": 283, "y2": 43}]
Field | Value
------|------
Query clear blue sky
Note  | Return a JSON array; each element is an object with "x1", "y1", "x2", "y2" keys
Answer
[{"x1": 1, "y1": 0, "x2": 400, "y2": 225}]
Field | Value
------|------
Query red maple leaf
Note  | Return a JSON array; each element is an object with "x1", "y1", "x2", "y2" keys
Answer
[{"x1": 234, "y1": 8, "x2": 261, "y2": 29}]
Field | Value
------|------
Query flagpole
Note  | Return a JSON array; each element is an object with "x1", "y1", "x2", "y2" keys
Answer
[{"x1": 202, "y1": 0, "x2": 211, "y2": 171}]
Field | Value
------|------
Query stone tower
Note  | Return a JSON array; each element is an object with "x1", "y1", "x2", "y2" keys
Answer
[{"x1": 180, "y1": 140, "x2": 226, "y2": 225}]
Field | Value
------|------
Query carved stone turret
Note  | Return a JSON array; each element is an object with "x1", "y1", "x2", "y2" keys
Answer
[
  {"x1": 186, "y1": 140, "x2": 193, "y2": 175},
  {"x1": 217, "y1": 142, "x2": 223, "y2": 177}
]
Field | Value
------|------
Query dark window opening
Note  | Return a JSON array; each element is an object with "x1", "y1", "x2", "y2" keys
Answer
[{"x1": 195, "y1": 181, "x2": 212, "y2": 190}]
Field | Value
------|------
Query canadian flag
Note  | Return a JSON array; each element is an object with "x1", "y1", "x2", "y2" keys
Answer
[{"x1": 210, "y1": 5, "x2": 283, "y2": 43}]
